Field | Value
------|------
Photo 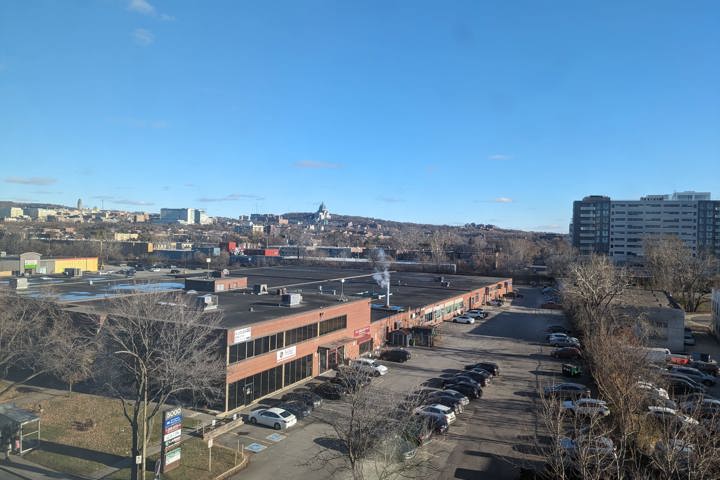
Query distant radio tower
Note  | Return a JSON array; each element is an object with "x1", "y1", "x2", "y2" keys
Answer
[{"x1": 77, "y1": 198, "x2": 83, "y2": 210}]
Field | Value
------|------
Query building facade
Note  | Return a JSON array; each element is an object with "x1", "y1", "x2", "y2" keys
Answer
[
  {"x1": 572, "y1": 192, "x2": 720, "y2": 263},
  {"x1": 159, "y1": 208, "x2": 195, "y2": 224}
]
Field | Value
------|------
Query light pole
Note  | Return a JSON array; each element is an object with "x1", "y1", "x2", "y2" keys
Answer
[
  {"x1": 206, "y1": 257, "x2": 211, "y2": 279},
  {"x1": 340, "y1": 278, "x2": 345, "y2": 300}
]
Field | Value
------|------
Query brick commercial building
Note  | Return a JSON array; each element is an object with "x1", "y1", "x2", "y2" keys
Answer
[{"x1": 31, "y1": 266, "x2": 510, "y2": 414}]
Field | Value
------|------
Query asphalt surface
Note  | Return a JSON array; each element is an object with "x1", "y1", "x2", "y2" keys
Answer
[{"x1": 228, "y1": 286, "x2": 570, "y2": 480}]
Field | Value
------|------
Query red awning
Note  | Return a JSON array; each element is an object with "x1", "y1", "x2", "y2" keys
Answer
[{"x1": 355, "y1": 334, "x2": 372, "y2": 344}]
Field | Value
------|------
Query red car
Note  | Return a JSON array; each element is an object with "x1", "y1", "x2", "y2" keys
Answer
[{"x1": 551, "y1": 347, "x2": 582, "y2": 359}]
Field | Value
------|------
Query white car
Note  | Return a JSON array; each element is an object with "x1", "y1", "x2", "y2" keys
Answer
[
  {"x1": 546, "y1": 332, "x2": 568, "y2": 342},
  {"x1": 550, "y1": 337, "x2": 581, "y2": 348},
  {"x1": 646, "y1": 406, "x2": 699, "y2": 428},
  {"x1": 562, "y1": 398, "x2": 611, "y2": 417},
  {"x1": 248, "y1": 407, "x2": 297, "y2": 430},
  {"x1": 466, "y1": 309, "x2": 488, "y2": 319},
  {"x1": 559, "y1": 435, "x2": 617, "y2": 467},
  {"x1": 452, "y1": 315, "x2": 475, "y2": 324},
  {"x1": 636, "y1": 381, "x2": 669, "y2": 400},
  {"x1": 414, "y1": 404, "x2": 456, "y2": 424},
  {"x1": 351, "y1": 358, "x2": 389, "y2": 376}
]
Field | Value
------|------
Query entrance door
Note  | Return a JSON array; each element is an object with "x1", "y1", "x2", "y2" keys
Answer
[{"x1": 318, "y1": 347, "x2": 329, "y2": 373}]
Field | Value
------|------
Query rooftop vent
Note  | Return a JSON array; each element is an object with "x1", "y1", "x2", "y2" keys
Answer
[
  {"x1": 253, "y1": 284, "x2": 268, "y2": 295},
  {"x1": 281, "y1": 293, "x2": 302, "y2": 307},
  {"x1": 275, "y1": 287, "x2": 288, "y2": 296},
  {"x1": 196, "y1": 294, "x2": 218, "y2": 311},
  {"x1": 441, "y1": 281, "x2": 451, "y2": 287}
]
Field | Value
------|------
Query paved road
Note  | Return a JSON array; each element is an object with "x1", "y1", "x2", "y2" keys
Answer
[{"x1": 231, "y1": 286, "x2": 569, "y2": 480}]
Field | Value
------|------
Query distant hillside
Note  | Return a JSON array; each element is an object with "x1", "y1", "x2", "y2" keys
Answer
[{"x1": 0, "y1": 200, "x2": 70, "y2": 210}]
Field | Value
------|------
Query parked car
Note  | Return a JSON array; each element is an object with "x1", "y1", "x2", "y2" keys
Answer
[
  {"x1": 667, "y1": 378, "x2": 706, "y2": 396},
  {"x1": 379, "y1": 348, "x2": 411, "y2": 363},
  {"x1": 403, "y1": 417, "x2": 435, "y2": 446},
  {"x1": 351, "y1": 358, "x2": 389, "y2": 377},
  {"x1": 679, "y1": 398, "x2": 720, "y2": 416},
  {"x1": 276, "y1": 400, "x2": 311, "y2": 419},
  {"x1": 550, "y1": 337, "x2": 581, "y2": 348},
  {"x1": 684, "y1": 332, "x2": 696, "y2": 346},
  {"x1": 562, "y1": 398, "x2": 611, "y2": 418},
  {"x1": 465, "y1": 368, "x2": 493, "y2": 385},
  {"x1": 437, "y1": 389, "x2": 470, "y2": 405},
  {"x1": 559, "y1": 435, "x2": 617, "y2": 470},
  {"x1": 248, "y1": 407, "x2": 297, "y2": 430},
  {"x1": 667, "y1": 366, "x2": 716, "y2": 386},
  {"x1": 546, "y1": 332, "x2": 569, "y2": 342},
  {"x1": 546, "y1": 325, "x2": 572, "y2": 334},
  {"x1": 313, "y1": 382, "x2": 345, "y2": 400},
  {"x1": 452, "y1": 315, "x2": 475, "y2": 324},
  {"x1": 646, "y1": 406, "x2": 699, "y2": 430},
  {"x1": 331, "y1": 373, "x2": 370, "y2": 393},
  {"x1": 551, "y1": 347, "x2": 582, "y2": 360},
  {"x1": 169, "y1": 269, "x2": 181, "y2": 274},
  {"x1": 425, "y1": 393, "x2": 464, "y2": 414},
  {"x1": 689, "y1": 361, "x2": 719, "y2": 376},
  {"x1": 444, "y1": 381, "x2": 482, "y2": 399},
  {"x1": 691, "y1": 352, "x2": 716, "y2": 364},
  {"x1": 281, "y1": 390, "x2": 323, "y2": 408},
  {"x1": 466, "y1": 309, "x2": 488, "y2": 319},
  {"x1": 543, "y1": 383, "x2": 591, "y2": 400},
  {"x1": 636, "y1": 381, "x2": 669, "y2": 399},
  {"x1": 414, "y1": 404, "x2": 456, "y2": 424},
  {"x1": 488, "y1": 299, "x2": 503, "y2": 307},
  {"x1": 443, "y1": 375, "x2": 481, "y2": 389},
  {"x1": 464, "y1": 361, "x2": 500, "y2": 376}
]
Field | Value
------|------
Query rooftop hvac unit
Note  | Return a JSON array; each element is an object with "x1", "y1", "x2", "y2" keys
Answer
[
  {"x1": 254, "y1": 284, "x2": 268, "y2": 295},
  {"x1": 281, "y1": 293, "x2": 302, "y2": 307},
  {"x1": 9, "y1": 277, "x2": 28, "y2": 290},
  {"x1": 196, "y1": 294, "x2": 218, "y2": 311},
  {"x1": 441, "y1": 281, "x2": 450, "y2": 287},
  {"x1": 275, "y1": 287, "x2": 288, "y2": 296}
]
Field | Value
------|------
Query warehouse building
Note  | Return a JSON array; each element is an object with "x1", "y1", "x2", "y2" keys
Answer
[
  {"x1": 0, "y1": 252, "x2": 98, "y2": 277},
  {"x1": 20, "y1": 266, "x2": 511, "y2": 413}
]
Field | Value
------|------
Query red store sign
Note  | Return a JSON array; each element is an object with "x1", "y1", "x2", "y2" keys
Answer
[{"x1": 354, "y1": 327, "x2": 370, "y2": 337}]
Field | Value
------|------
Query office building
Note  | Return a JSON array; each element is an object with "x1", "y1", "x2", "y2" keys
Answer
[
  {"x1": 571, "y1": 192, "x2": 720, "y2": 263},
  {"x1": 159, "y1": 208, "x2": 195, "y2": 224}
]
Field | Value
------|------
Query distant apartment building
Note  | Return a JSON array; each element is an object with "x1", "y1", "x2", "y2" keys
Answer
[
  {"x1": 159, "y1": 208, "x2": 195, "y2": 224},
  {"x1": 194, "y1": 209, "x2": 211, "y2": 225},
  {"x1": 0, "y1": 207, "x2": 24, "y2": 219},
  {"x1": 571, "y1": 196, "x2": 611, "y2": 255},
  {"x1": 571, "y1": 192, "x2": 720, "y2": 263},
  {"x1": 26, "y1": 207, "x2": 55, "y2": 220}
]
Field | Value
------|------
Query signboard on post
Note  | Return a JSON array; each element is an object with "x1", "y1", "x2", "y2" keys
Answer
[{"x1": 160, "y1": 407, "x2": 183, "y2": 473}]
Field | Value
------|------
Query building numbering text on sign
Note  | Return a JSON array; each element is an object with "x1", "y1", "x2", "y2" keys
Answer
[{"x1": 161, "y1": 407, "x2": 183, "y2": 473}]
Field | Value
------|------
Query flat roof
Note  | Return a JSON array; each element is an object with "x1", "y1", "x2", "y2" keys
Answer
[{"x1": 6, "y1": 266, "x2": 509, "y2": 330}]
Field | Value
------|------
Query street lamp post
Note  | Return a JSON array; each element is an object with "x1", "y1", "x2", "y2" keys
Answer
[
  {"x1": 206, "y1": 257, "x2": 211, "y2": 279},
  {"x1": 340, "y1": 278, "x2": 345, "y2": 300}
]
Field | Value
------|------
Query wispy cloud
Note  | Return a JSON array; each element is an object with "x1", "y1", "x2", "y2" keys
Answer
[
  {"x1": 494, "y1": 197, "x2": 514, "y2": 203},
  {"x1": 377, "y1": 196, "x2": 404, "y2": 203},
  {"x1": 128, "y1": 0, "x2": 155, "y2": 15},
  {"x1": 4, "y1": 176, "x2": 57, "y2": 186},
  {"x1": 132, "y1": 28, "x2": 154, "y2": 46},
  {"x1": 128, "y1": 0, "x2": 174, "y2": 20},
  {"x1": 293, "y1": 160, "x2": 342, "y2": 170},
  {"x1": 488, "y1": 154, "x2": 512, "y2": 161},
  {"x1": 112, "y1": 198, "x2": 154, "y2": 206},
  {"x1": 31, "y1": 190, "x2": 63, "y2": 195},
  {"x1": 197, "y1": 193, "x2": 265, "y2": 202}
]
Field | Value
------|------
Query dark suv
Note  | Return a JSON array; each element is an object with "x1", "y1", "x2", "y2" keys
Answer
[{"x1": 379, "y1": 349, "x2": 411, "y2": 363}]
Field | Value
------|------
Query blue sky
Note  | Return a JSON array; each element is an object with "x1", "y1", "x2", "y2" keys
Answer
[{"x1": 1, "y1": 1, "x2": 718, "y2": 232}]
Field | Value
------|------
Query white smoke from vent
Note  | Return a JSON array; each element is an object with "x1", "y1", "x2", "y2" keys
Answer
[{"x1": 370, "y1": 248, "x2": 390, "y2": 288}]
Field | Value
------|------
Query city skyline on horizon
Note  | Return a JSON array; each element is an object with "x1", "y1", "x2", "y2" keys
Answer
[{"x1": 2, "y1": 1, "x2": 719, "y2": 233}]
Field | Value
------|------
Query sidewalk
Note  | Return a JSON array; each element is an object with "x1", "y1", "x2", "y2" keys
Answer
[{"x1": 0, "y1": 455, "x2": 81, "y2": 480}]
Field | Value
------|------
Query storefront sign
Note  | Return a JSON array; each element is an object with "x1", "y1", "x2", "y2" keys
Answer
[
  {"x1": 353, "y1": 327, "x2": 370, "y2": 337},
  {"x1": 233, "y1": 327, "x2": 252, "y2": 344},
  {"x1": 161, "y1": 408, "x2": 183, "y2": 473},
  {"x1": 165, "y1": 447, "x2": 181, "y2": 465},
  {"x1": 276, "y1": 346, "x2": 297, "y2": 362}
]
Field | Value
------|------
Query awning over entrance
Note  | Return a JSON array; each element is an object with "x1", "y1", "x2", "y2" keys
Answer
[
  {"x1": 355, "y1": 334, "x2": 372, "y2": 344},
  {"x1": 319, "y1": 337, "x2": 356, "y2": 350}
]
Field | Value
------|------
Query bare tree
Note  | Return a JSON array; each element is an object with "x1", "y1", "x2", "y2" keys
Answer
[
  {"x1": 310, "y1": 368, "x2": 438, "y2": 480},
  {"x1": 644, "y1": 236, "x2": 718, "y2": 312},
  {"x1": 496, "y1": 237, "x2": 539, "y2": 274},
  {"x1": 562, "y1": 254, "x2": 629, "y2": 332},
  {"x1": 95, "y1": 292, "x2": 226, "y2": 480},
  {"x1": 0, "y1": 292, "x2": 95, "y2": 397}
]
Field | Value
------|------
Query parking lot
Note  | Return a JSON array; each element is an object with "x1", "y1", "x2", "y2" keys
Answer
[{"x1": 223, "y1": 286, "x2": 571, "y2": 480}]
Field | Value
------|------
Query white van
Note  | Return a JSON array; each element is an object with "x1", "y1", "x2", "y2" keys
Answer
[
  {"x1": 351, "y1": 358, "x2": 389, "y2": 376},
  {"x1": 642, "y1": 347, "x2": 671, "y2": 364}
]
